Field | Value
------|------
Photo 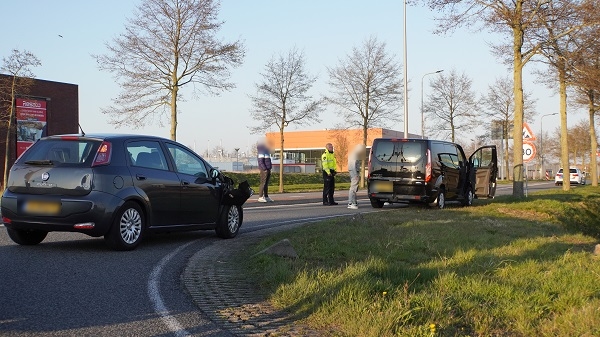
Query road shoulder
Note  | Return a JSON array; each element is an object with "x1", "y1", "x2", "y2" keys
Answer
[{"x1": 182, "y1": 226, "x2": 322, "y2": 336}]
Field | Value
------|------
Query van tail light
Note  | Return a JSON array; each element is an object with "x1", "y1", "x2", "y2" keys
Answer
[
  {"x1": 425, "y1": 149, "x2": 432, "y2": 182},
  {"x1": 92, "y1": 141, "x2": 112, "y2": 167}
]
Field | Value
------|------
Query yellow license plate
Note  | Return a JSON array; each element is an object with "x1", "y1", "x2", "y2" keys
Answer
[
  {"x1": 374, "y1": 181, "x2": 393, "y2": 193},
  {"x1": 24, "y1": 201, "x2": 61, "y2": 215}
]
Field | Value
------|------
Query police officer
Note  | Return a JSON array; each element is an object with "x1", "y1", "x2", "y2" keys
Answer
[{"x1": 321, "y1": 143, "x2": 338, "y2": 205}]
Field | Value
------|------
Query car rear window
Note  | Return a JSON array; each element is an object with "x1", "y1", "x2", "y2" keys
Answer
[
  {"x1": 570, "y1": 169, "x2": 577, "y2": 173},
  {"x1": 18, "y1": 139, "x2": 100, "y2": 167},
  {"x1": 373, "y1": 141, "x2": 425, "y2": 163}
]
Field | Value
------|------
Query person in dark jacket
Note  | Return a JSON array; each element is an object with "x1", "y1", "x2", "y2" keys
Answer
[{"x1": 257, "y1": 139, "x2": 273, "y2": 202}]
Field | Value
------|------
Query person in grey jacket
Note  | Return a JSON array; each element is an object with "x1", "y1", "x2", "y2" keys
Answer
[{"x1": 347, "y1": 144, "x2": 365, "y2": 209}]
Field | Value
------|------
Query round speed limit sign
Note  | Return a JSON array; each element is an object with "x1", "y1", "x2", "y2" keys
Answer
[{"x1": 523, "y1": 142, "x2": 536, "y2": 162}]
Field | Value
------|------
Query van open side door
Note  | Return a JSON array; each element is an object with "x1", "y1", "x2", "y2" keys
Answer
[{"x1": 468, "y1": 145, "x2": 498, "y2": 198}]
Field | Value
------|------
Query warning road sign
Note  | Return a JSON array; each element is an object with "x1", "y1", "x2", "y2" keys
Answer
[
  {"x1": 523, "y1": 142, "x2": 536, "y2": 162},
  {"x1": 523, "y1": 122, "x2": 536, "y2": 141}
]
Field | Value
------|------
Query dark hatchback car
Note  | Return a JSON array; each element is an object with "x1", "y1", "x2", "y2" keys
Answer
[
  {"x1": 1, "y1": 134, "x2": 251, "y2": 250},
  {"x1": 368, "y1": 138, "x2": 497, "y2": 208}
]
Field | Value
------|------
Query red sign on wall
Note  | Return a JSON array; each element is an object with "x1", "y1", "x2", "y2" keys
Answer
[{"x1": 16, "y1": 98, "x2": 47, "y2": 157}]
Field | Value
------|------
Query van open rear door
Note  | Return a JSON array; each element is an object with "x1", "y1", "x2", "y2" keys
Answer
[{"x1": 468, "y1": 145, "x2": 498, "y2": 198}]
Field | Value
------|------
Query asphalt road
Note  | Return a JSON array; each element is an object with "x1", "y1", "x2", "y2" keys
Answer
[{"x1": 0, "y1": 182, "x2": 558, "y2": 336}]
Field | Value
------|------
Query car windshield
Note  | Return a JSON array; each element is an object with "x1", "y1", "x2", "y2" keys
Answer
[{"x1": 18, "y1": 139, "x2": 100, "y2": 167}]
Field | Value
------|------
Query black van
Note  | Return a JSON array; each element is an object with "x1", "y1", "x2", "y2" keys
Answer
[{"x1": 367, "y1": 138, "x2": 497, "y2": 208}]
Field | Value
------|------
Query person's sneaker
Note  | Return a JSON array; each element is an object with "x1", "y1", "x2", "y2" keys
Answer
[
  {"x1": 347, "y1": 204, "x2": 358, "y2": 209},
  {"x1": 257, "y1": 197, "x2": 268, "y2": 203},
  {"x1": 328, "y1": 202, "x2": 339, "y2": 206},
  {"x1": 265, "y1": 197, "x2": 274, "y2": 202}
]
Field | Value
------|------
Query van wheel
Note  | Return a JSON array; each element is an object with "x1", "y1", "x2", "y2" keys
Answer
[
  {"x1": 370, "y1": 198, "x2": 384, "y2": 208},
  {"x1": 216, "y1": 205, "x2": 242, "y2": 239},
  {"x1": 462, "y1": 186, "x2": 474, "y2": 207},
  {"x1": 436, "y1": 188, "x2": 446, "y2": 209},
  {"x1": 105, "y1": 202, "x2": 145, "y2": 251},
  {"x1": 6, "y1": 228, "x2": 47, "y2": 245}
]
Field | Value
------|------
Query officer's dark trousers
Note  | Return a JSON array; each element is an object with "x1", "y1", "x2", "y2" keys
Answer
[{"x1": 322, "y1": 172, "x2": 335, "y2": 204}]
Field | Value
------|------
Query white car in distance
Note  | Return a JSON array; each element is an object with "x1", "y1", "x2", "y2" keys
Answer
[{"x1": 555, "y1": 167, "x2": 586, "y2": 186}]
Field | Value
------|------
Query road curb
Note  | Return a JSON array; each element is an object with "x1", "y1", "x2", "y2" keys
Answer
[{"x1": 182, "y1": 225, "x2": 322, "y2": 336}]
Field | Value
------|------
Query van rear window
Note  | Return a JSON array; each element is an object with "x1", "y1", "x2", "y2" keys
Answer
[
  {"x1": 373, "y1": 141, "x2": 425, "y2": 163},
  {"x1": 19, "y1": 139, "x2": 100, "y2": 167}
]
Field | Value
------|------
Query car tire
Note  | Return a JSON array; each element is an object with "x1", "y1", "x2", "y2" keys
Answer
[
  {"x1": 436, "y1": 188, "x2": 446, "y2": 209},
  {"x1": 216, "y1": 205, "x2": 242, "y2": 239},
  {"x1": 462, "y1": 186, "x2": 474, "y2": 207},
  {"x1": 370, "y1": 198, "x2": 384, "y2": 208},
  {"x1": 105, "y1": 202, "x2": 145, "y2": 251},
  {"x1": 6, "y1": 228, "x2": 47, "y2": 245}
]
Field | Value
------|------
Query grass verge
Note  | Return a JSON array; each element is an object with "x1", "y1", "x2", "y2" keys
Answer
[{"x1": 245, "y1": 187, "x2": 600, "y2": 336}]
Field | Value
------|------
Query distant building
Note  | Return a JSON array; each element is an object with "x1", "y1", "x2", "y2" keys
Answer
[
  {"x1": 0, "y1": 76, "x2": 78, "y2": 185},
  {"x1": 265, "y1": 128, "x2": 420, "y2": 172}
]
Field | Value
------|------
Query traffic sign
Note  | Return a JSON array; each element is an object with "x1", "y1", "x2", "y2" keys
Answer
[
  {"x1": 523, "y1": 142, "x2": 536, "y2": 162},
  {"x1": 523, "y1": 122, "x2": 536, "y2": 141}
]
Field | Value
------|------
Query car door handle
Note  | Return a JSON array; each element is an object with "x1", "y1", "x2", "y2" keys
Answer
[
  {"x1": 136, "y1": 174, "x2": 146, "y2": 181},
  {"x1": 181, "y1": 180, "x2": 190, "y2": 186}
]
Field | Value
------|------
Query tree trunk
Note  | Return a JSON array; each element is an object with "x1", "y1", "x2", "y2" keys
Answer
[
  {"x1": 3, "y1": 77, "x2": 17, "y2": 190},
  {"x1": 504, "y1": 122, "x2": 510, "y2": 180},
  {"x1": 512, "y1": 24, "x2": 525, "y2": 197},
  {"x1": 360, "y1": 118, "x2": 367, "y2": 188},
  {"x1": 589, "y1": 91, "x2": 598, "y2": 186},
  {"x1": 279, "y1": 126, "x2": 284, "y2": 193},
  {"x1": 557, "y1": 67, "x2": 570, "y2": 191},
  {"x1": 170, "y1": 85, "x2": 178, "y2": 141}
]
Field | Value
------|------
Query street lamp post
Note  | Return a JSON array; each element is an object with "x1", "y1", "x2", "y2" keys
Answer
[
  {"x1": 403, "y1": 0, "x2": 409, "y2": 138},
  {"x1": 540, "y1": 113, "x2": 558, "y2": 179},
  {"x1": 421, "y1": 70, "x2": 444, "y2": 139}
]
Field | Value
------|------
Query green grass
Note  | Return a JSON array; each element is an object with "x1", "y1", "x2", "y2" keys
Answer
[{"x1": 243, "y1": 187, "x2": 600, "y2": 336}]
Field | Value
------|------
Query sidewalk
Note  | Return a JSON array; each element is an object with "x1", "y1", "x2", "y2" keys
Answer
[{"x1": 182, "y1": 225, "x2": 324, "y2": 336}]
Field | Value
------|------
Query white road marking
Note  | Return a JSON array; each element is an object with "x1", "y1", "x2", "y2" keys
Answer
[{"x1": 148, "y1": 241, "x2": 195, "y2": 337}]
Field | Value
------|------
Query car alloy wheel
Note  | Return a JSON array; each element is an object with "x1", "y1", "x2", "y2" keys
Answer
[
  {"x1": 227, "y1": 206, "x2": 240, "y2": 233},
  {"x1": 119, "y1": 207, "x2": 142, "y2": 244}
]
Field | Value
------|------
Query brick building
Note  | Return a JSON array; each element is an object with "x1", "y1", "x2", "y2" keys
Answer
[
  {"x1": 265, "y1": 128, "x2": 420, "y2": 172},
  {"x1": 0, "y1": 75, "x2": 78, "y2": 186}
]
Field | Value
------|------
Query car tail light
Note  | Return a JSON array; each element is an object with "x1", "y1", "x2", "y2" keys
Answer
[
  {"x1": 2, "y1": 217, "x2": 11, "y2": 224},
  {"x1": 60, "y1": 136, "x2": 80, "y2": 141},
  {"x1": 92, "y1": 141, "x2": 112, "y2": 167},
  {"x1": 573, "y1": 174, "x2": 578, "y2": 177},
  {"x1": 425, "y1": 149, "x2": 432, "y2": 182}
]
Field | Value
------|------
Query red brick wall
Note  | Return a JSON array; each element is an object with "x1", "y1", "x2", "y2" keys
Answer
[{"x1": 0, "y1": 75, "x2": 78, "y2": 186}]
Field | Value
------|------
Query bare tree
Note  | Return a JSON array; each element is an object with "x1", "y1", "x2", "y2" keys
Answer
[
  {"x1": 480, "y1": 76, "x2": 537, "y2": 180},
  {"x1": 423, "y1": 69, "x2": 478, "y2": 142},
  {"x1": 332, "y1": 130, "x2": 350, "y2": 172},
  {"x1": 95, "y1": 0, "x2": 244, "y2": 141},
  {"x1": 327, "y1": 36, "x2": 402, "y2": 187},
  {"x1": 249, "y1": 48, "x2": 323, "y2": 192},
  {"x1": 0, "y1": 49, "x2": 41, "y2": 188},
  {"x1": 532, "y1": 0, "x2": 596, "y2": 191},
  {"x1": 570, "y1": 9, "x2": 600, "y2": 186},
  {"x1": 425, "y1": 0, "x2": 550, "y2": 197}
]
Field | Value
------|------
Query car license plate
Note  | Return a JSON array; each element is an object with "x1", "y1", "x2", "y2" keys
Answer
[
  {"x1": 374, "y1": 181, "x2": 393, "y2": 193},
  {"x1": 24, "y1": 200, "x2": 61, "y2": 215}
]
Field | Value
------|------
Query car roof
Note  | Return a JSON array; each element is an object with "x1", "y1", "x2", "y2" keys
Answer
[{"x1": 45, "y1": 133, "x2": 172, "y2": 142}]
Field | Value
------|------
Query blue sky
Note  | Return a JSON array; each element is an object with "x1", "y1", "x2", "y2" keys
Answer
[{"x1": 1, "y1": 0, "x2": 569, "y2": 155}]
